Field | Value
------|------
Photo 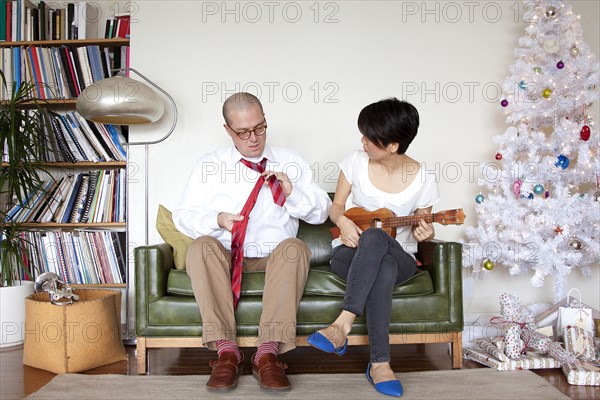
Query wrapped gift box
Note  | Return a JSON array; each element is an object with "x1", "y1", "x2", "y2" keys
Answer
[
  {"x1": 561, "y1": 362, "x2": 600, "y2": 386},
  {"x1": 463, "y1": 346, "x2": 562, "y2": 371}
]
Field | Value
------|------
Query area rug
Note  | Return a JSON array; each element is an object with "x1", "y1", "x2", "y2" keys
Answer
[{"x1": 25, "y1": 368, "x2": 569, "y2": 400}]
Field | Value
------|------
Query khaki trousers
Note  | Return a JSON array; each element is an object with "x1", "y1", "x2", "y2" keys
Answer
[{"x1": 186, "y1": 236, "x2": 310, "y2": 354}]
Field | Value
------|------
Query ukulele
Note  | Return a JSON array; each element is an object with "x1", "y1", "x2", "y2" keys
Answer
[{"x1": 329, "y1": 207, "x2": 465, "y2": 239}]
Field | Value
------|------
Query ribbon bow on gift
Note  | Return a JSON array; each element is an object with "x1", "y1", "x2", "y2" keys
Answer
[{"x1": 491, "y1": 293, "x2": 579, "y2": 364}]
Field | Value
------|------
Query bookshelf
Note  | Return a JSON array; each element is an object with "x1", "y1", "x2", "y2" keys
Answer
[{"x1": 1, "y1": 3, "x2": 132, "y2": 337}]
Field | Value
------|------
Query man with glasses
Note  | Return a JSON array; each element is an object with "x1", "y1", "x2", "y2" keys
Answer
[{"x1": 173, "y1": 92, "x2": 331, "y2": 392}]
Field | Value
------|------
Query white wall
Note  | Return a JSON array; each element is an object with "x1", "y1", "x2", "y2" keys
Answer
[{"x1": 128, "y1": 0, "x2": 599, "y2": 313}]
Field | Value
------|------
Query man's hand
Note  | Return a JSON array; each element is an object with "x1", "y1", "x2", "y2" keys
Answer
[
  {"x1": 217, "y1": 212, "x2": 244, "y2": 232},
  {"x1": 262, "y1": 170, "x2": 293, "y2": 198}
]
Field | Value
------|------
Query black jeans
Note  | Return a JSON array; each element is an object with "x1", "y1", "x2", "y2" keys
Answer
[{"x1": 331, "y1": 228, "x2": 416, "y2": 363}]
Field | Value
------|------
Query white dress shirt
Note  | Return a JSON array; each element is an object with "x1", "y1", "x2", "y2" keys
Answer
[{"x1": 173, "y1": 144, "x2": 331, "y2": 258}]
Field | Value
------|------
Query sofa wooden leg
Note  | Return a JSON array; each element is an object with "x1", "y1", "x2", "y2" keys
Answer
[
  {"x1": 137, "y1": 337, "x2": 148, "y2": 375},
  {"x1": 452, "y1": 332, "x2": 463, "y2": 369}
]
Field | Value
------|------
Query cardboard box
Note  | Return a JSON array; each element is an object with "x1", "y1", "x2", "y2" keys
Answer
[{"x1": 23, "y1": 289, "x2": 127, "y2": 374}]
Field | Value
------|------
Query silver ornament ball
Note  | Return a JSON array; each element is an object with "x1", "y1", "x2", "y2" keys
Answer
[
  {"x1": 569, "y1": 237, "x2": 583, "y2": 250},
  {"x1": 545, "y1": 6, "x2": 558, "y2": 18}
]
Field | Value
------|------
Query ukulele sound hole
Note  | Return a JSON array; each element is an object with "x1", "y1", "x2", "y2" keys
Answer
[{"x1": 370, "y1": 218, "x2": 383, "y2": 229}]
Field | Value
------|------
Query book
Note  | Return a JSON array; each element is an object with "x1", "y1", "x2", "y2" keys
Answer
[
  {"x1": 69, "y1": 173, "x2": 89, "y2": 223},
  {"x1": 49, "y1": 47, "x2": 68, "y2": 98},
  {"x1": 66, "y1": 2, "x2": 75, "y2": 39},
  {"x1": 59, "y1": 46, "x2": 79, "y2": 96},
  {"x1": 112, "y1": 231, "x2": 126, "y2": 282},
  {"x1": 76, "y1": 46, "x2": 93, "y2": 88},
  {"x1": 86, "y1": 45, "x2": 104, "y2": 82},
  {"x1": 30, "y1": 178, "x2": 61, "y2": 222},
  {"x1": 65, "y1": 112, "x2": 99, "y2": 161},
  {"x1": 73, "y1": 112, "x2": 110, "y2": 161},
  {"x1": 38, "y1": 47, "x2": 56, "y2": 98},
  {"x1": 26, "y1": 46, "x2": 44, "y2": 98},
  {"x1": 57, "y1": 112, "x2": 90, "y2": 161},
  {"x1": 37, "y1": 176, "x2": 67, "y2": 223},
  {"x1": 104, "y1": 124, "x2": 126, "y2": 159},
  {"x1": 114, "y1": 14, "x2": 129, "y2": 38},
  {"x1": 80, "y1": 170, "x2": 98, "y2": 223},
  {"x1": 37, "y1": 0, "x2": 46, "y2": 40},
  {"x1": 89, "y1": 169, "x2": 106, "y2": 222},
  {"x1": 48, "y1": 113, "x2": 76, "y2": 162},
  {"x1": 0, "y1": 0, "x2": 7, "y2": 41},
  {"x1": 68, "y1": 46, "x2": 86, "y2": 92},
  {"x1": 104, "y1": 16, "x2": 115, "y2": 39},
  {"x1": 59, "y1": 173, "x2": 82, "y2": 223},
  {"x1": 52, "y1": 174, "x2": 75, "y2": 221},
  {"x1": 41, "y1": 232, "x2": 60, "y2": 276}
]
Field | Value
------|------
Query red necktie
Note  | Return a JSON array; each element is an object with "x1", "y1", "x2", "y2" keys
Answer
[{"x1": 230, "y1": 158, "x2": 286, "y2": 309}]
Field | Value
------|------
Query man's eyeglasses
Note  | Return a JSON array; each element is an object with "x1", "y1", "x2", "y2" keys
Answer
[{"x1": 228, "y1": 120, "x2": 267, "y2": 140}]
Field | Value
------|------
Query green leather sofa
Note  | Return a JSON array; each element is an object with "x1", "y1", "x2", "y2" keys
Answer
[{"x1": 135, "y1": 218, "x2": 464, "y2": 374}]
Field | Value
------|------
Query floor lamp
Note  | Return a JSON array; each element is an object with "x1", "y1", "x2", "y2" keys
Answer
[{"x1": 76, "y1": 68, "x2": 178, "y2": 340}]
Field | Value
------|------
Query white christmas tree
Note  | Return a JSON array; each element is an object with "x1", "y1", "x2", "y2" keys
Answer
[{"x1": 463, "y1": 0, "x2": 600, "y2": 299}]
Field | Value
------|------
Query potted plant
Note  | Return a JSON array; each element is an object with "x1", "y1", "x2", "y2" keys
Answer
[{"x1": 0, "y1": 71, "x2": 50, "y2": 347}]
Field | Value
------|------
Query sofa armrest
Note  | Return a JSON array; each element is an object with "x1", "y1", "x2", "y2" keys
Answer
[
  {"x1": 416, "y1": 240, "x2": 464, "y2": 328},
  {"x1": 135, "y1": 243, "x2": 175, "y2": 334}
]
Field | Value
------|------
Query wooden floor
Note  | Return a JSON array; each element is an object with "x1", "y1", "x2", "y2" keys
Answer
[{"x1": 1, "y1": 343, "x2": 598, "y2": 400}]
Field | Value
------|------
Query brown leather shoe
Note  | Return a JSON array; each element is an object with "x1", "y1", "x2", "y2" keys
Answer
[
  {"x1": 206, "y1": 351, "x2": 244, "y2": 391},
  {"x1": 251, "y1": 353, "x2": 292, "y2": 391}
]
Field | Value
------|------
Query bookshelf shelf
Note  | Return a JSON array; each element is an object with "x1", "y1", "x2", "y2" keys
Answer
[
  {"x1": 16, "y1": 222, "x2": 126, "y2": 229},
  {"x1": 2, "y1": 161, "x2": 127, "y2": 168},
  {"x1": 71, "y1": 283, "x2": 126, "y2": 289},
  {"x1": 0, "y1": 38, "x2": 130, "y2": 48}
]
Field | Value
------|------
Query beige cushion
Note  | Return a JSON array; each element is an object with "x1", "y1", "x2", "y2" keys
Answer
[{"x1": 156, "y1": 205, "x2": 193, "y2": 270}]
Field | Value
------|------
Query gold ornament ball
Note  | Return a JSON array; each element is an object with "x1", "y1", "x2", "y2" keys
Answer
[
  {"x1": 483, "y1": 260, "x2": 495, "y2": 270},
  {"x1": 570, "y1": 46, "x2": 580, "y2": 57},
  {"x1": 569, "y1": 237, "x2": 583, "y2": 250},
  {"x1": 542, "y1": 88, "x2": 553, "y2": 98}
]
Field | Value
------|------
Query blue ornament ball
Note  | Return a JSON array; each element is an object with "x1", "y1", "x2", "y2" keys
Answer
[
  {"x1": 519, "y1": 80, "x2": 527, "y2": 89},
  {"x1": 527, "y1": 193, "x2": 534, "y2": 199},
  {"x1": 533, "y1": 184, "x2": 545, "y2": 195},
  {"x1": 555, "y1": 155, "x2": 570, "y2": 169},
  {"x1": 475, "y1": 194, "x2": 485, "y2": 204}
]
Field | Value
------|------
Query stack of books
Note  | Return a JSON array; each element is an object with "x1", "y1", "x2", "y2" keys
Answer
[
  {"x1": 15, "y1": 229, "x2": 126, "y2": 284},
  {"x1": 5, "y1": 169, "x2": 126, "y2": 224},
  {"x1": 1, "y1": 1, "x2": 104, "y2": 42},
  {"x1": 1, "y1": 110, "x2": 126, "y2": 163},
  {"x1": 0, "y1": 44, "x2": 129, "y2": 100}
]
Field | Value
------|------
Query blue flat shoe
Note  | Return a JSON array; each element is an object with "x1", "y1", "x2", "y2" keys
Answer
[
  {"x1": 306, "y1": 331, "x2": 348, "y2": 356},
  {"x1": 366, "y1": 362, "x2": 403, "y2": 397}
]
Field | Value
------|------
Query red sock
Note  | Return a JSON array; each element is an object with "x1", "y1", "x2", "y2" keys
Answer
[
  {"x1": 216, "y1": 339, "x2": 242, "y2": 363},
  {"x1": 255, "y1": 341, "x2": 279, "y2": 362}
]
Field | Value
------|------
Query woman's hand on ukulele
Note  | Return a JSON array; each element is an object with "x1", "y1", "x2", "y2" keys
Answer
[
  {"x1": 412, "y1": 219, "x2": 435, "y2": 242},
  {"x1": 338, "y1": 216, "x2": 363, "y2": 248}
]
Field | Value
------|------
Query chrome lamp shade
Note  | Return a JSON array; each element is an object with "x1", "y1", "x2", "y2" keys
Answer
[{"x1": 76, "y1": 75, "x2": 165, "y2": 124}]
